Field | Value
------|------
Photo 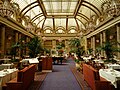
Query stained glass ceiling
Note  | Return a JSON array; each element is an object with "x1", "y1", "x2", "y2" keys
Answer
[
  {"x1": 42, "y1": 0, "x2": 79, "y2": 16},
  {"x1": 11, "y1": 0, "x2": 111, "y2": 33}
]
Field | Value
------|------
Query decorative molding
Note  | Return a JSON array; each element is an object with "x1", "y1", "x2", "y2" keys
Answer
[
  {"x1": 86, "y1": 16, "x2": 120, "y2": 38},
  {"x1": 0, "y1": 16, "x2": 34, "y2": 37}
]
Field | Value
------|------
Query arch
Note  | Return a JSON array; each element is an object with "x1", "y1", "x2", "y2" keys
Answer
[
  {"x1": 19, "y1": 1, "x2": 38, "y2": 16},
  {"x1": 82, "y1": 4, "x2": 99, "y2": 17},
  {"x1": 83, "y1": 1, "x2": 102, "y2": 15},
  {"x1": 21, "y1": 4, "x2": 39, "y2": 18}
]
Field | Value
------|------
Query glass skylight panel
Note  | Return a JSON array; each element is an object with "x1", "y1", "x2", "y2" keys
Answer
[
  {"x1": 62, "y1": 2, "x2": 68, "y2": 12},
  {"x1": 42, "y1": 0, "x2": 78, "y2": 15},
  {"x1": 68, "y1": 18, "x2": 76, "y2": 27},
  {"x1": 44, "y1": 19, "x2": 53, "y2": 28},
  {"x1": 52, "y1": 2, "x2": 61, "y2": 12}
]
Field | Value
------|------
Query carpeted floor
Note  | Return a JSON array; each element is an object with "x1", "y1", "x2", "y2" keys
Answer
[
  {"x1": 28, "y1": 72, "x2": 47, "y2": 90},
  {"x1": 39, "y1": 58, "x2": 82, "y2": 90},
  {"x1": 29, "y1": 57, "x2": 91, "y2": 90}
]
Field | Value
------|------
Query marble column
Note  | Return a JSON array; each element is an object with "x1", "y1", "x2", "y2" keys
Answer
[
  {"x1": 1, "y1": 26, "x2": 5, "y2": 57},
  {"x1": 92, "y1": 36, "x2": 95, "y2": 55},
  {"x1": 18, "y1": 33, "x2": 21, "y2": 58},
  {"x1": 91, "y1": 37, "x2": 93, "y2": 49},
  {"x1": 84, "y1": 36, "x2": 87, "y2": 54},
  {"x1": 103, "y1": 31, "x2": 106, "y2": 57},
  {"x1": 100, "y1": 33, "x2": 104, "y2": 56},
  {"x1": 117, "y1": 25, "x2": 120, "y2": 58}
]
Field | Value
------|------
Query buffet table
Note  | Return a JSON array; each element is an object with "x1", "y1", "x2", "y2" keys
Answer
[
  {"x1": 0, "y1": 68, "x2": 18, "y2": 90},
  {"x1": 99, "y1": 69, "x2": 120, "y2": 88}
]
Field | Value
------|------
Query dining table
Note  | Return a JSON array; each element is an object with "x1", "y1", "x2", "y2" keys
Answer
[
  {"x1": 106, "y1": 63, "x2": 120, "y2": 70},
  {"x1": 0, "y1": 68, "x2": 18, "y2": 90},
  {"x1": 99, "y1": 69, "x2": 120, "y2": 88}
]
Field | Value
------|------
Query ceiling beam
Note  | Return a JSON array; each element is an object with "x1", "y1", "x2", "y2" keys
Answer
[
  {"x1": 76, "y1": 18, "x2": 86, "y2": 27},
  {"x1": 47, "y1": 15, "x2": 74, "y2": 18},
  {"x1": 82, "y1": 4, "x2": 99, "y2": 17},
  {"x1": 31, "y1": 14, "x2": 44, "y2": 23},
  {"x1": 21, "y1": 4, "x2": 39, "y2": 18},
  {"x1": 66, "y1": 16, "x2": 68, "y2": 32},
  {"x1": 42, "y1": 18, "x2": 46, "y2": 30},
  {"x1": 53, "y1": 16, "x2": 55, "y2": 33},
  {"x1": 37, "y1": 0, "x2": 47, "y2": 18},
  {"x1": 36, "y1": 18, "x2": 45, "y2": 26},
  {"x1": 77, "y1": 13, "x2": 89, "y2": 21},
  {"x1": 83, "y1": 1, "x2": 102, "y2": 15},
  {"x1": 19, "y1": 1, "x2": 37, "y2": 16},
  {"x1": 74, "y1": 0, "x2": 84, "y2": 17},
  {"x1": 77, "y1": 15, "x2": 89, "y2": 22},
  {"x1": 75, "y1": 18, "x2": 80, "y2": 31},
  {"x1": 31, "y1": 13, "x2": 43, "y2": 22}
]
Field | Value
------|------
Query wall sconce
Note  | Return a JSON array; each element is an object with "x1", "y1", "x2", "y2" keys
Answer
[
  {"x1": 96, "y1": 39, "x2": 99, "y2": 43},
  {"x1": 8, "y1": 36, "x2": 12, "y2": 40},
  {"x1": 88, "y1": 42, "x2": 91, "y2": 44},
  {"x1": 109, "y1": 35, "x2": 113, "y2": 39}
]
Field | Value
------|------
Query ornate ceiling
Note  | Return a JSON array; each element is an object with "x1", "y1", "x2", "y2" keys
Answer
[{"x1": 10, "y1": 0, "x2": 113, "y2": 35}]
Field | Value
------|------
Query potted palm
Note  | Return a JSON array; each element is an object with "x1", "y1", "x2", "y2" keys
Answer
[
  {"x1": 69, "y1": 38, "x2": 84, "y2": 60},
  {"x1": 69, "y1": 38, "x2": 85, "y2": 71},
  {"x1": 27, "y1": 36, "x2": 43, "y2": 58},
  {"x1": 100, "y1": 41, "x2": 120, "y2": 63}
]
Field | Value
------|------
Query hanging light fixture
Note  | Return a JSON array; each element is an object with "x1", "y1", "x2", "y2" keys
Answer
[
  {"x1": 107, "y1": 0, "x2": 120, "y2": 17},
  {"x1": 0, "y1": 0, "x2": 14, "y2": 17}
]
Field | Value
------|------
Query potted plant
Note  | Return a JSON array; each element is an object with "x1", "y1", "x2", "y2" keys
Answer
[
  {"x1": 69, "y1": 38, "x2": 85, "y2": 59},
  {"x1": 27, "y1": 36, "x2": 43, "y2": 58},
  {"x1": 100, "y1": 41, "x2": 120, "y2": 63}
]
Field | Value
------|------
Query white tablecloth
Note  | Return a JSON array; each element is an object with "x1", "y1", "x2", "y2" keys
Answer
[
  {"x1": 0, "y1": 64, "x2": 14, "y2": 69},
  {"x1": 93, "y1": 59, "x2": 104, "y2": 63},
  {"x1": 22, "y1": 58, "x2": 39, "y2": 64},
  {"x1": 0, "y1": 68, "x2": 18, "y2": 90},
  {"x1": 82, "y1": 56, "x2": 92, "y2": 62},
  {"x1": 106, "y1": 64, "x2": 120, "y2": 70},
  {"x1": 99, "y1": 69, "x2": 120, "y2": 88}
]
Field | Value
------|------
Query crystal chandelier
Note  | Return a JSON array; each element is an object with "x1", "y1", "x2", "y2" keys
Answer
[
  {"x1": 0, "y1": 0, "x2": 14, "y2": 17},
  {"x1": 107, "y1": 0, "x2": 120, "y2": 17}
]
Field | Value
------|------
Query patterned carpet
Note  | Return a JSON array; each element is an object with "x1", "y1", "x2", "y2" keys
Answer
[
  {"x1": 28, "y1": 58, "x2": 90, "y2": 90},
  {"x1": 28, "y1": 72, "x2": 47, "y2": 90},
  {"x1": 39, "y1": 58, "x2": 82, "y2": 90}
]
